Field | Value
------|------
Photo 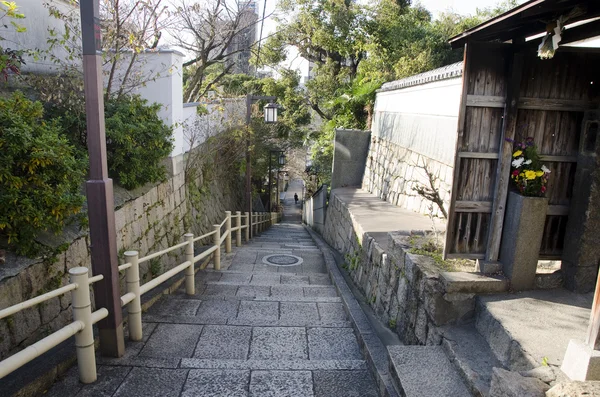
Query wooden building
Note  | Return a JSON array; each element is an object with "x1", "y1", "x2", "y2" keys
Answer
[{"x1": 444, "y1": 0, "x2": 600, "y2": 292}]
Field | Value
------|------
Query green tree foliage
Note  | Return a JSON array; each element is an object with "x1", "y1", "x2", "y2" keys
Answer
[
  {"x1": 103, "y1": 96, "x2": 174, "y2": 189},
  {"x1": 0, "y1": 1, "x2": 26, "y2": 80},
  {"x1": 0, "y1": 92, "x2": 86, "y2": 255},
  {"x1": 52, "y1": 96, "x2": 174, "y2": 190}
]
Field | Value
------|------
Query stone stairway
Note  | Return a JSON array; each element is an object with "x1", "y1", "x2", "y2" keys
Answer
[{"x1": 45, "y1": 222, "x2": 380, "y2": 396}]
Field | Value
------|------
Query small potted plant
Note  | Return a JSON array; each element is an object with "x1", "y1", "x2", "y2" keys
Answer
[{"x1": 499, "y1": 137, "x2": 551, "y2": 290}]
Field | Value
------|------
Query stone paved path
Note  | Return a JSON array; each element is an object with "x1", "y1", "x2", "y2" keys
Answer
[{"x1": 46, "y1": 180, "x2": 379, "y2": 396}]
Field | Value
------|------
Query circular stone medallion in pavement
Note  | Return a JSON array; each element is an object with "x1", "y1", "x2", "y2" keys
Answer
[{"x1": 262, "y1": 254, "x2": 304, "y2": 267}]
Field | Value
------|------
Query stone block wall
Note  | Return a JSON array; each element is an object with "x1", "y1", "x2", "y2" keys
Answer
[
  {"x1": 0, "y1": 166, "x2": 244, "y2": 360},
  {"x1": 362, "y1": 137, "x2": 453, "y2": 218},
  {"x1": 323, "y1": 192, "x2": 474, "y2": 345}
]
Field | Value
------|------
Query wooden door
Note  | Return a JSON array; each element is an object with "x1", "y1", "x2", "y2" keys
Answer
[{"x1": 444, "y1": 43, "x2": 510, "y2": 259}]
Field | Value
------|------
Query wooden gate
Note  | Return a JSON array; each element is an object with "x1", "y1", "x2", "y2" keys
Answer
[
  {"x1": 445, "y1": 43, "x2": 510, "y2": 259},
  {"x1": 445, "y1": 44, "x2": 600, "y2": 261}
]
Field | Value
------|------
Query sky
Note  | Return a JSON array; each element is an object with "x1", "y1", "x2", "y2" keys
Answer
[{"x1": 258, "y1": 0, "x2": 520, "y2": 78}]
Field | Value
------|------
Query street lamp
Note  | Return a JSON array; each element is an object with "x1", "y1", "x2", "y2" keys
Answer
[
  {"x1": 79, "y1": 0, "x2": 125, "y2": 358},
  {"x1": 268, "y1": 150, "x2": 285, "y2": 211},
  {"x1": 245, "y1": 94, "x2": 278, "y2": 237},
  {"x1": 264, "y1": 103, "x2": 278, "y2": 123}
]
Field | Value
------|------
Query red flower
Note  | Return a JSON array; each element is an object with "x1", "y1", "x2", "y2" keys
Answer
[
  {"x1": 541, "y1": 186, "x2": 547, "y2": 193},
  {"x1": 512, "y1": 170, "x2": 519, "y2": 176}
]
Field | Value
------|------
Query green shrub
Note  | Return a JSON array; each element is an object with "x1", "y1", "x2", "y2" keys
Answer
[
  {"x1": 103, "y1": 96, "x2": 173, "y2": 189},
  {"x1": 0, "y1": 92, "x2": 85, "y2": 255},
  {"x1": 53, "y1": 95, "x2": 173, "y2": 190}
]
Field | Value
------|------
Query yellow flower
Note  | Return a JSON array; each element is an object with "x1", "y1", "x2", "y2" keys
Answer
[
  {"x1": 535, "y1": 171, "x2": 544, "y2": 177},
  {"x1": 525, "y1": 170, "x2": 537, "y2": 180},
  {"x1": 513, "y1": 150, "x2": 523, "y2": 157}
]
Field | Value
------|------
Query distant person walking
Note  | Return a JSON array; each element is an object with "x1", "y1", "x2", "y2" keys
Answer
[{"x1": 294, "y1": 193, "x2": 299, "y2": 204}]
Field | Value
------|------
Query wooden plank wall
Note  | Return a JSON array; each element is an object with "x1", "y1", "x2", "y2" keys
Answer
[
  {"x1": 446, "y1": 44, "x2": 509, "y2": 258},
  {"x1": 447, "y1": 49, "x2": 600, "y2": 260},
  {"x1": 517, "y1": 51, "x2": 599, "y2": 259}
]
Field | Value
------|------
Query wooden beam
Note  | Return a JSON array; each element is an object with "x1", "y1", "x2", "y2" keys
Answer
[
  {"x1": 539, "y1": 155, "x2": 578, "y2": 163},
  {"x1": 458, "y1": 152, "x2": 500, "y2": 159},
  {"x1": 518, "y1": 98, "x2": 598, "y2": 112},
  {"x1": 455, "y1": 201, "x2": 493, "y2": 213},
  {"x1": 486, "y1": 49, "x2": 524, "y2": 262},
  {"x1": 444, "y1": 43, "x2": 471, "y2": 260},
  {"x1": 467, "y1": 95, "x2": 505, "y2": 108}
]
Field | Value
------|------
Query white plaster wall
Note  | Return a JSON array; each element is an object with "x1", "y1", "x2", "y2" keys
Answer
[
  {"x1": 372, "y1": 77, "x2": 462, "y2": 166},
  {"x1": 0, "y1": 0, "x2": 78, "y2": 73}
]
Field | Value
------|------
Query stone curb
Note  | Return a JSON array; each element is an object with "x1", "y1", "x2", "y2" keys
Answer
[{"x1": 304, "y1": 225, "x2": 400, "y2": 397}]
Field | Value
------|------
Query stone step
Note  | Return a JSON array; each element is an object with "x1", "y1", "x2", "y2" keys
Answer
[
  {"x1": 180, "y1": 358, "x2": 367, "y2": 371},
  {"x1": 441, "y1": 272, "x2": 509, "y2": 294},
  {"x1": 145, "y1": 297, "x2": 350, "y2": 326},
  {"x1": 387, "y1": 345, "x2": 472, "y2": 397},
  {"x1": 196, "y1": 271, "x2": 332, "y2": 285},
  {"x1": 440, "y1": 324, "x2": 504, "y2": 397}
]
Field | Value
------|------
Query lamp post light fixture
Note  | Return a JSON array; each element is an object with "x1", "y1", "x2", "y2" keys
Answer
[
  {"x1": 245, "y1": 94, "x2": 278, "y2": 236},
  {"x1": 268, "y1": 150, "x2": 285, "y2": 212},
  {"x1": 264, "y1": 103, "x2": 278, "y2": 124}
]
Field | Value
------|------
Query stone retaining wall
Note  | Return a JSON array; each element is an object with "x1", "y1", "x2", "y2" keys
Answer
[
  {"x1": 0, "y1": 166, "x2": 244, "y2": 360},
  {"x1": 362, "y1": 137, "x2": 453, "y2": 218},
  {"x1": 323, "y1": 192, "x2": 474, "y2": 345}
]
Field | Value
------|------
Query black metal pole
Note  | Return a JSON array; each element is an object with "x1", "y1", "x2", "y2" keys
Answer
[
  {"x1": 80, "y1": 0, "x2": 124, "y2": 357},
  {"x1": 268, "y1": 152, "x2": 272, "y2": 212},
  {"x1": 245, "y1": 95, "x2": 253, "y2": 238}
]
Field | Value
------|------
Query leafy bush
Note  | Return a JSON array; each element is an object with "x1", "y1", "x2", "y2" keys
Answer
[
  {"x1": 0, "y1": 92, "x2": 85, "y2": 255},
  {"x1": 103, "y1": 96, "x2": 174, "y2": 189},
  {"x1": 51, "y1": 94, "x2": 174, "y2": 190}
]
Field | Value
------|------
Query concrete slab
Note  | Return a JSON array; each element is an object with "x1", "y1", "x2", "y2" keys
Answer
[
  {"x1": 237, "y1": 285, "x2": 271, "y2": 299},
  {"x1": 304, "y1": 286, "x2": 338, "y2": 298},
  {"x1": 249, "y1": 327, "x2": 308, "y2": 360},
  {"x1": 182, "y1": 369, "x2": 250, "y2": 397},
  {"x1": 477, "y1": 290, "x2": 593, "y2": 370},
  {"x1": 317, "y1": 303, "x2": 348, "y2": 322},
  {"x1": 147, "y1": 298, "x2": 201, "y2": 316},
  {"x1": 194, "y1": 325, "x2": 252, "y2": 359},
  {"x1": 331, "y1": 188, "x2": 445, "y2": 249},
  {"x1": 249, "y1": 370, "x2": 314, "y2": 397},
  {"x1": 313, "y1": 370, "x2": 379, "y2": 397},
  {"x1": 196, "y1": 300, "x2": 240, "y2": 322},
  {"x1": 203, "y1": 284, "x2": 239, "y2": 297},
  {"x1": 139, "y1": 323, "x2": 203, "y2": 358},
  {"x1": 113, "y1": 368, "x2": 188, "y2": 397},
  {"x1": 388, "y1": 345, "x2": 470, "y2": 397},
  {"x1": 281, "y1": 275, "x2": 310, "y2": 285},
  {"x1": 237, "y1": 301, "x2": 279, "y2": 322},
  {"x1": 280, "y1": 302, "x2": 319, "y2": 322},
  {"x1": 309, "y1": 274, "x2": 332, "y2": 285},
  {"x1": 250, "y1": 273, "x2": 282, "y2": 285},
  {"x1": 441, "y1": 271, "x2": 508, "y2": 293},
  {"x1": 308, "y1": 328, "x2": 362, "y2": 360},
  {"x1": 271, "y1": 285, "x2": 304, "y2": 299}
]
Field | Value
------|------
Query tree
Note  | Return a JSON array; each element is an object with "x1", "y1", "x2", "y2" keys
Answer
[{"x1": 168, "y1": 0, "x2": 265, "y2": 102}]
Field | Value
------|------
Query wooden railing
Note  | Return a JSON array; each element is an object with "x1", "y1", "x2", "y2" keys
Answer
[{"x1": 0, "y1": 210, "x2": 280, "y2": 384}]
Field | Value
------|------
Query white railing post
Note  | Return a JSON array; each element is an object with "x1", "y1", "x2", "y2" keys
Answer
[
  {"x1": 225, "y1": 211, "x2": 232, "y2": 253},
  {"x1": 252, "y1": 212, "x2": 256, "y2": 236},
  {"x1": 184, "y1": 233, "x2": 195, "y2": 295},
  {"x1": 69, "y1": 267, "x2": 97, "y2": 384},
  {"x1": 213, "y1": 224, "x2": 221, "y2": 270},
  {"x1": 235, "y1": 211, "x2": 242, "y2": 247},
  {"x1": 124, "y1": 251, "x2": 143, "y2": 341},
  {"x1": 245, "y1": 211, "x2": 250, "y2": 241}
]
